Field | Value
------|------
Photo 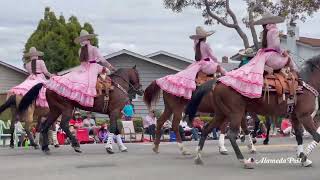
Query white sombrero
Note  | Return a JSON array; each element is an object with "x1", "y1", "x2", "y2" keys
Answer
[
  {"x1": 189, "y1": 26, "x2": 215, "y2": 40},
  {"x1": 238, "y1": 48, "x2": 256, "y2": 57},
  {"x1": 74, "y1": 29, "x2": 97, "y2": 44},
  {"x1": 253, "y1": 12, "x2": 285, "y2": 25},
  {"x1": 24, "y1": 47, "x2": 44, "y2": 58}
]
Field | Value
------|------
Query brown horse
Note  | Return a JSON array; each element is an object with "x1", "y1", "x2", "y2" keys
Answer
[
  {"x1": 18, "y1": 67, "x2": 143, "y2": 154},
  {"x1": 0, "y1": 94, "x2": 48, "y2": 148},
  {"x1": 143, "y1": 80, "x2": 254, "y2": 155},
  {"x1": 188, "y1": 56, "x2": 320, "y2": 168}
]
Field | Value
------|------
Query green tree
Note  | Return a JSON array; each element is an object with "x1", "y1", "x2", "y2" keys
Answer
[
  {"x1": 25, "y1": 7, "x2": 98, "y2": 72},
  {"x1": 163, "y1": 0, "x2": 320, "y2": 50}
]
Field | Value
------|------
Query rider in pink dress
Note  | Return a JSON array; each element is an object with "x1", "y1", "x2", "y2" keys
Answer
[
  {"x1": 46, "y1": 30, "x2": 115, "y2": 107},
  {"x1": 9, "y1": 47, "x2": 53, "y2": 107},
  {"x1": 156, "y1": 26, "x2": 226, "y2": 99},
  {"x1": 219, "y1": 13, "x2": 297, "y2": 98},
  {"x1": 46, "y1": 29, "x2": 128, "y2": 153}
]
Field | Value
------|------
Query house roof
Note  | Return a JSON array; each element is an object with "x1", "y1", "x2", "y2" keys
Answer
[
  {"x1": 58, "y1": 49, "x2": 182, "y2": 75},
  {"x1": 280, "y1": 35, "x2": 320, "y2": 47},
  {"x1": 0, "y1": 60, "x2": 28, "y2": 75},
  {"x1": 146, "y1": 50, "x2": 194, "y2": 63}
]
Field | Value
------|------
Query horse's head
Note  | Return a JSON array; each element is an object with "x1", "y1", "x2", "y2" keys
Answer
[
  {"x1": 301, "y1": 55, "x2": 320, "y2": 90},
  {"x1": 128, "y1": 65, "x2": 144, "y2": 96}
]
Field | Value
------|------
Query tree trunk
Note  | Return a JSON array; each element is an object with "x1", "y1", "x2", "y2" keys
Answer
[{"x1": 235, "y1": 26, "x2": 250, "y2": 49}]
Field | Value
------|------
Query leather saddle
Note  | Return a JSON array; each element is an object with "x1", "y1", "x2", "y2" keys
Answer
[
  {"x1": 263, "y1": 68, "x2": 302, "y2": 103},
  {"x1": 196, "y1": 71, "x2": 216, "y2": 86},
  {"x1": 96, "y1": 74, "x2": 113, "y2": 96}
]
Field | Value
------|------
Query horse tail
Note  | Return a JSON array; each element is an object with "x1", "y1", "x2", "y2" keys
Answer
[
  {"x1": 0, "y1": 95, "x2": 16, "y2": 114},
  {"x1": 185, "y1": 79, "x2": 216, "y2": 123},
  {"x1": 18, "y1": 83, "x2": 44, "y2": 113},
  {"x1": 143, "y1": 80, "x2": 161, "y2": 110}
]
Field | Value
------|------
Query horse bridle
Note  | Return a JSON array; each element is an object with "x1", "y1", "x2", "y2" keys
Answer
[
  {"x1": 302, "y1": 62, "x2": 320, "y2": 97},
  {"x1": 112, "y1": 74, "x2": 143, "y2": 96}
]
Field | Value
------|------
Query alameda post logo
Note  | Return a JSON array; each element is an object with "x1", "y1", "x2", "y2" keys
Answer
[{"x1": 256, "y1": 157, "x2": 302, "y2": 164}]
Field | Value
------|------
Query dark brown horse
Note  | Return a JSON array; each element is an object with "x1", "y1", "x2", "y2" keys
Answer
[
  {"x1": 143, "y1": 80, "x2": 254, "y2": 155},
  {"x1": 18, "y1": 67, "x2": 143, "y2": 154},
  {"x1": 0, "y1": 94, "x2": 48, "y2": 149},
  {"x1": 188, "y1": 56, "x2": 320, "y2": 168}
]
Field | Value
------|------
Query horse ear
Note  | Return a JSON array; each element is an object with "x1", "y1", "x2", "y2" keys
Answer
[{"x1": 132, "y1": 65, "x2": 136, "y2": 69}]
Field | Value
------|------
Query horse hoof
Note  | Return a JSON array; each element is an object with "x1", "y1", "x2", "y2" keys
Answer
[
  {"x1": 33, "y1": 145, "x2": 40, "y2": 150},
  {"x1": 152, "y1": 146, "x2": 159, "y2": 154},
  {"x1": 106, "y1": 147, "x2": 114, "y2": 154},
  {"x1": 302, "y1": 159, "x2": 313, "y2": 167},
  {"x1": 120, "y1": 148, "x2": 128, "y2": 152},
  {"x1": 263, "y1": 140, "x2": 269, "y2": 145},
  {"x1": 73, "y1": 147, "x2": 82, "y2": 153},
  {"x1": 242, "y1": 158, "x2": 255, "y2": 169},
  {"x1": 252, "y1": 138, "x2": 257, "y2": 144},
  {"x1": 42, "y1": 147, "x2": 51, "y2": 155},
  {"x1": 194, "y1": 157, "x2": 204, "y2": 165},
  {"x1": 9, "y1": 144, "x2": 14, "y2": 149},
  {"x1": 182, "y1": 150, "x2": 192, "y2": 156},
  {"x1": 219, "y1": 147, "x2": 228, "y2": 155}
]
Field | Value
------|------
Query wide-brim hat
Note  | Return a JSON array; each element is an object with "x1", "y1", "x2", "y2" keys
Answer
[
  {"x1": 190, "y1": 26, "x2": 215, "y2": 40},
  {"x1": 239, "y1": 48, "x2": 256, "y2": 57},
  {"x1": 253, "y1": 12, "x2": 285, "y2": 25},
  {"x1": 24, "y1": 47, "x2": 43, "y2": 58},
  {"x1": 74, "y1": 29, "x2": 97, "y2": 44}
]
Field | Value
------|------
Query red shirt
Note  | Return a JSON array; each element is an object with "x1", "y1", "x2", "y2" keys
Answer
[
  {"x1": 69, "y1": 118, "x2": 83, "y2": 127},
  {"x1": 193, "y1": 118, "x2": 204, "y2": 129}
]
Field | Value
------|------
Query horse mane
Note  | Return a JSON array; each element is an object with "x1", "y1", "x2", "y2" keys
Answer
[
  {"x1": 109, "y1": 68, "x2": 127, "y2": 78},
  {"x1": 300, "y1": 54, "x2": 320, "y2": 82}
]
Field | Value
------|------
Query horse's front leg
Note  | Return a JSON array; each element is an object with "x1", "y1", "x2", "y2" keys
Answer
[{"x1": 105, "y1": 110, "x2": 127, "y2": 154}]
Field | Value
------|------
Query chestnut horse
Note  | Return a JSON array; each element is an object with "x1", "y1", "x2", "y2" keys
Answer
[
  {"x1": 143, "y1": 80, "x2": 255, "y2": 155},
  {"x1": 188, "y1": 56, "x2": 320, "y2": 168},
  {"x1": 0, "y1": 94, "x2": 48, "y2": 149},
  {"x1": 18, "y1": 67, "x2": 143, "y2": 154}
]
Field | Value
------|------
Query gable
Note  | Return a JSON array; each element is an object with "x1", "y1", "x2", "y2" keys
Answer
[
  {"x1": 0, "y1": 64, "x2": 28, "y2": 93},
  {"x1": 148, "y1": 54, "x2": 192, "y2": 69}
]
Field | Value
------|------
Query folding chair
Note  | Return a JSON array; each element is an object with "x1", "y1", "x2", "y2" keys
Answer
[{"x1": 121, "y1": 121, "x2": 144, "y2": 143}]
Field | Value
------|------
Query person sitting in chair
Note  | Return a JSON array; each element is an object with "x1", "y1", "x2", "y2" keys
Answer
[{"x1": 143, "y1": 110, "x2": 157, "y2": 141}]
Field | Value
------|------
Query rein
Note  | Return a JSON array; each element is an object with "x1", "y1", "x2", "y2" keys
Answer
[
  {"x1": 111, "y1": 74, "x2": 139, "y2": 96},
  {"x1": 302, "y1": 62, "x2": 320, "y2": 97}
]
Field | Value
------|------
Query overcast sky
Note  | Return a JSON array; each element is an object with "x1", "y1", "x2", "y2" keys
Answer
[{"x1": 0, "y1": 0, "x2": 319, "y2": 68}]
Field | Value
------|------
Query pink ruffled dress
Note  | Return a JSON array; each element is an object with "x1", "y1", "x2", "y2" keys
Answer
[
  {"x1": 46, "y1": 44, "x2": 110, "y2": 107},
  {"x1": 9, "y1": 60, "x2": 50, "y2": 107},
  {"x1": 156, "y1": 41, "x2": 221, "y2": 99},
  {"x1": 219, "y1": 24, "x2": 297, "y2": 98}
]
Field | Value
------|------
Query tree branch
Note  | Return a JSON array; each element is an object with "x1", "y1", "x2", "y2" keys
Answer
[
  {"x1": 248, "y1": 2, "x2": 259, "y2": 50},
  {"x1": 204, "y1": 0, "x2": 237, "y2": 28},
  {"x1": 226, "y1": 0, "x2": 238, "y2": 25}
]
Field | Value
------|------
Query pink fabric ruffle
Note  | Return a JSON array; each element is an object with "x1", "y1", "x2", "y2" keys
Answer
[
  {"x1": 219, "y1": 74, "x2": 263, "y2": 98},
  {"x1": 45, "y1": 62, "x2": 103, "y2": 107},
  {"x1": 9, "y1": 74, "x2": 49, "y2": 108},
  {"x1": 156, "y1": 75, "x2": 196, "y2": 99},
  {"x1": 46, "y1": 77, "x2": 95, "y2": 107}
]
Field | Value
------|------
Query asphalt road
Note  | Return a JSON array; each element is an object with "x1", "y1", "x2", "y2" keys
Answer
[{"x1": 0, "y1": 137, "x2": 319, "y2": 180}]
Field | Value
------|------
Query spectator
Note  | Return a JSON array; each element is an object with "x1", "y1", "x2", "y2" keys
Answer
[
  {"x1": 69, "y1": 111, "x2": 83, "y2": 135},
  {"x1": 163, "y1": 120, "x2": 172, "y2": 134},
  {"x1": 83, "y1": 112, "x2": 99, "y2": 141},
  {"x1": 15, "y1": 121, "x2": 26, "y2": 147},
  {"x1": 192, "y1": 116, "x2": 204, "y2": 132},
  {"x1": 122, "y1": 101, "x2": 135, "y2": 121},
  {"x1": 281, "y1": 118, "x2": 292, "y2": 135},
  {"x1": 98, "y1": 123, "x2": 108, "y2": 143},
  {"x1": 143, "y1": 110, "x2": 157, "y2": 140},
  {"x1": 180, "y1": 119, "x2": 199, "y2": 141}
]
